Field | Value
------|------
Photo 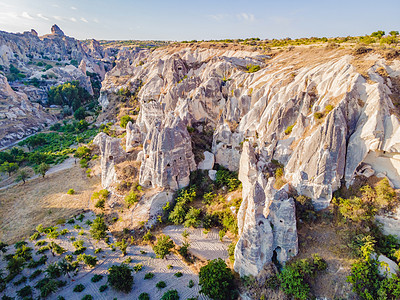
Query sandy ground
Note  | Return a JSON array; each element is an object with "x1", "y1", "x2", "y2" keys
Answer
[
  {"x1": 0, "y1": 212, "x2": 211, "y2": 300},
  {"x1": 0, "y1": 162, "x2": 100, "y2": 243},
  {"x1": 163, "y1": 225, "x2": 230, "y2": 262},
  {"x1": 0, "y1": 157, "x2": 76, "y2": 190}
]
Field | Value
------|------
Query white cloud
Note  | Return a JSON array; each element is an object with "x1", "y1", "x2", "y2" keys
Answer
[
  {"x1": 208, "y1": 14, "x2": 229, "y2": 22},
  {"x1": 93, "y1": 18, "x2": 99, "y2": 23},
  {"x1": 21, "y1": 11, "x2": 34, "y2": 20},
  {"x1": 237, "y1": 13, "x2": 255, "y2": 22},
  {"x1": 71, "y1": 6, "x2": 77, "y2": 10},
  {"x1": 70, "y1": 17, "x2": 77, "y2": 22},
  {"x1": 53, "y1": 16, "x2": 64, "y2": 21},
  {"x1": 37, "y1": 13, "x2": 49, "y2": 21},
  {"x1": 80, "y1": 17, "x2": 88, "y2": 23}
]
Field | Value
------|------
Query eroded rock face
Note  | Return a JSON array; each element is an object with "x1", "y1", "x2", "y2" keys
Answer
[
  {"x1": 0, "y1": 74, "x2": 56, "y2": 147},
  {"x1": 125, "y1": 121, "x2": 143, "y2": 152},
  {"x1": 234, "y1": 142, "x2": 298, "y2": 277},
  {"x1": 93, "y1": 132, "x2": 127, "y2": 190},
  {"x1": 139, "y1": 116, "x2": 196, "y2": 190}
]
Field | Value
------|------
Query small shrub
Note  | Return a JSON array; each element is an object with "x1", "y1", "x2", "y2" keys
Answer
[
  {"x1": 143, "y1": 230, "x2": 153, "y2": 242},
  {"x1": 99, "y1": 284, "x2": 108, "y2": 292},
  {"x1": 161, "y1": 289, "x2": 179, "y2": 300},
  {"x1": 167, "y1": 264, "x2": 173, "y2": 269},
  {"x1": 324, "y1": 104, "x2": 334, "y2": 113},
  {"x1": 188, "y1": 279, "x2": 195, "y2": 288},
  {"x1": 91, "y1": 274, "x2": 103, "y2": 283},
  {"x1": 77, "y1": 254, "x2": 98, "y2": 268},
  {"x1": 73, "y1": 284, "x2": 85, "y2": 292},
  {"x1": 156, "y1": 281, "x2": 167, "y2": 289},
  {"x1": 246, "y1": 64, "x2": 261, "y2": 73},
  {"x1": 67, "y1": 189, "x2": 75, "y2": 195},
  {"x1": 139, "y1": 293, "x2": 150, "y2": 300},
  {"x1": 174, "y1": 272, "x2": 183, "y2": 278},
  {"x1": 133, "y1": 263, "x2": 143, "y2": 272},
  {"x1": 314, "y1": 112, "x2": 324, "y2": 119},
  {"x1": 285, "y1": 123, "x2": 296, "y2": 135},
  {"x1": 29, "y1": 269, "x2": 43, "y2": 280},
  {"x1": 125, "y1": 190, "x2": 139, "y2": 207},
  {"x1": 144, "y1": 272, "x2": 154, "y2": 279}
]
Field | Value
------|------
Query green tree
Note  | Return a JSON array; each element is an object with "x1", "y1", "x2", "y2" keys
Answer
[
  {"x1": 389, "y1": 31, "x2": 399, "y2": 36},
  {"x1": 0, "y1": 161, "x2": 19, "y2": 176},
  {"x1": 199, "y1": 258, "x2": 235, "y2": 300},
  {"x1": 90, "y1": 216, "x2": 108, "y2": 240},
  {"x1": 15, "y1": 170, "x2": 29, "y2": 184},
  {"x1": 74, "y1": 107, "x2": 86, "y2": 120},
  {"x1": 115, "y1": 239, "x2": 128, "y2": 256},
  {"x1": 36, "y1": 162, "x2": 50, "y2": 178},
  {"x1": 153, "y1": 235, "x2": 174, "y2": 259},
  {"x1": 371, "y1": 30, "x2": 385, "y2": 38},
  {"x1": 107, "y1": 264, "x2": 133, "y2": 293}
]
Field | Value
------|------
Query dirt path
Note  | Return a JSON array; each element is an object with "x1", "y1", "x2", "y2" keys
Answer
[
  {"x1": 0, "y1": 163, "x2": 100, "y2": 243},
  {"x1": 163, "y1": 225, "x2": 231, "y2": 262},
  {"x1": 0, "y1": 157, "x2": 76, "y2": 191}
]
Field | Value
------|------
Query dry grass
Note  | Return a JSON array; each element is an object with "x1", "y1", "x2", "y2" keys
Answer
[
  {"x1": 0, "y1": 165, "x2": 100, "y2": 243},
  {"x1": 297, "y1": 217, "x2": 356, "y2": 299}
]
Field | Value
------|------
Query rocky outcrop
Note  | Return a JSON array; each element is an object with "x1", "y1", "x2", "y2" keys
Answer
[
  {"x1": 234, "y1": 142, "x2": 298, "y2": 277},
  {"x1": 97, "y1": 45, "x2": 400, "y2": 277},
  {"x1": 197, "y1": 151, "x2": 214, "y2": 170},
  {"x1": 50, "y1": 24, "x2": 64, "y2": 36},
  {"x1": 0, "y1": 74, "x2": 56, "y2": 148},
  {"x1": 93, "y1": 132, "x2": 127, "y2": 190},
  {"x1": 139, "y1": 116, "x2": 196, "y2": 190},
  {"x1": 125, "y1": 121, "x2": 143, "y2": 152}
]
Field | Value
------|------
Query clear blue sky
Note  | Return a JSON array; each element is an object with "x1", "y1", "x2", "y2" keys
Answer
[{"x1": 0, "y1": 0, "x2": 399, "y2": 41}]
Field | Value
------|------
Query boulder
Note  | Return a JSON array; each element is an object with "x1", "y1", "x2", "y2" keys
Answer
[{"x1": 197, "y1": 151, "x2": 215, "y2": 170}]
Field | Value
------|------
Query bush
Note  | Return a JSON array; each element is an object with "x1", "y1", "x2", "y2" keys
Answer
[
  {"x1": 90, "y1": 216, "x2": 108, "y2": 240},
  {"x1": 95, "y1": 198, "x2": 105, "y2": 209},
  {"x1": 143, "y1": 230, "x2": 153, "y2": 242},
  {"x1": 16, "y1": 285, "x2": 32, "y2": 298},
  {"x1": 153, "y1": 235, "x2": 174, "y2": 259},
  {"x1": 108, "y1": 264, "x2": 133, "y2": 293},
  {"x1": 285, "y1": 123, "x2": 296, "y2": 135},
  {"x1": 77, "y1": 254, "x2": 98, "y2": 267},
  {"x1": 125, "y1": 190, "x2": 138, "y2": 207},
  {"x1": 174, "y1": 272, "x2": 183, "y2": 278},
  {"x1": 199, "y1": 258, "x2": 235, "y2": 300},
  {"x1": 161, "y1": 289, "x2": 179, "y2": 300},
  {"x1": 144, "y1": 272, "x2": 154, "y2": 279},
  {"x1": 67, "y1": 189, "x2": 75, "y2": 195},
  {"x1": 246, "y1": 64, "x2": 261, "y2": 73},
  {"x1": 73, "y1": 284, "x2": 85, "y2": 292},
  {"x1": 156, "y1": 281, "x2": 167, "y2": 289},
  {"x1": 120, "y1": 115, "x2": 133, "y2": 128},
  {"x1": 133, "y1": 264, "x2": 143, "y2": 272},
  {"x1": 99, "y1": 285, "x2": 108, "y2": 292},
  {"x1": 278, "y1": 254, "x2": 327, "y2": 300},
  {"x1": 184, "y1": 207, "x2": 201, "y2": 228},
  {"x1": 188, "y1": 279, "x2": 195, "y2": 288},
  {"x1": 314, "y1": 112, "x2": 324, "y2": 119},
  {"x1": 139, "y1": 293, "x2": 150, "y2": 300}
]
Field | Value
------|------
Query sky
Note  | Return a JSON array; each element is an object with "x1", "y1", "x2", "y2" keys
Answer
[{"x1": 0, "y1": 0, "x2": 399, "y2": 41}]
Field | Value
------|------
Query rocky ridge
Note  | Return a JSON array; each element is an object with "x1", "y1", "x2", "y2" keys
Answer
[{"x1": 94, "y1": 45, "x2": 400, "y2": 276}]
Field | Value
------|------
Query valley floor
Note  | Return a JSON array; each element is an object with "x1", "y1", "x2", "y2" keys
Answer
[{"x1": 0, "y1": 162, "x2": 100, "y2": 243}]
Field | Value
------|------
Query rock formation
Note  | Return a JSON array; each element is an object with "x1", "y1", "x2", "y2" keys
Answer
[
  {"x1": 95, "y1": 45, "x2": 400, "y2": 275},
  {"x1": 93, "y1": 132, "x2": 127, "y2": 190},
  {"x1": 0, "y1": 74, "x2": 56, "y2": 148},
  {"x1": 139, "y1": 116, "x2": 196, "y2": 190},
  {"x1": 234, "y1": 142, "x2": 298, "y2": 276}
]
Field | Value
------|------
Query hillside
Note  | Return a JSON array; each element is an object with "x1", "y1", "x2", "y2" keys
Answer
[{"x1": 1, "y1": 29, "x2": 400, "y2": 299}]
